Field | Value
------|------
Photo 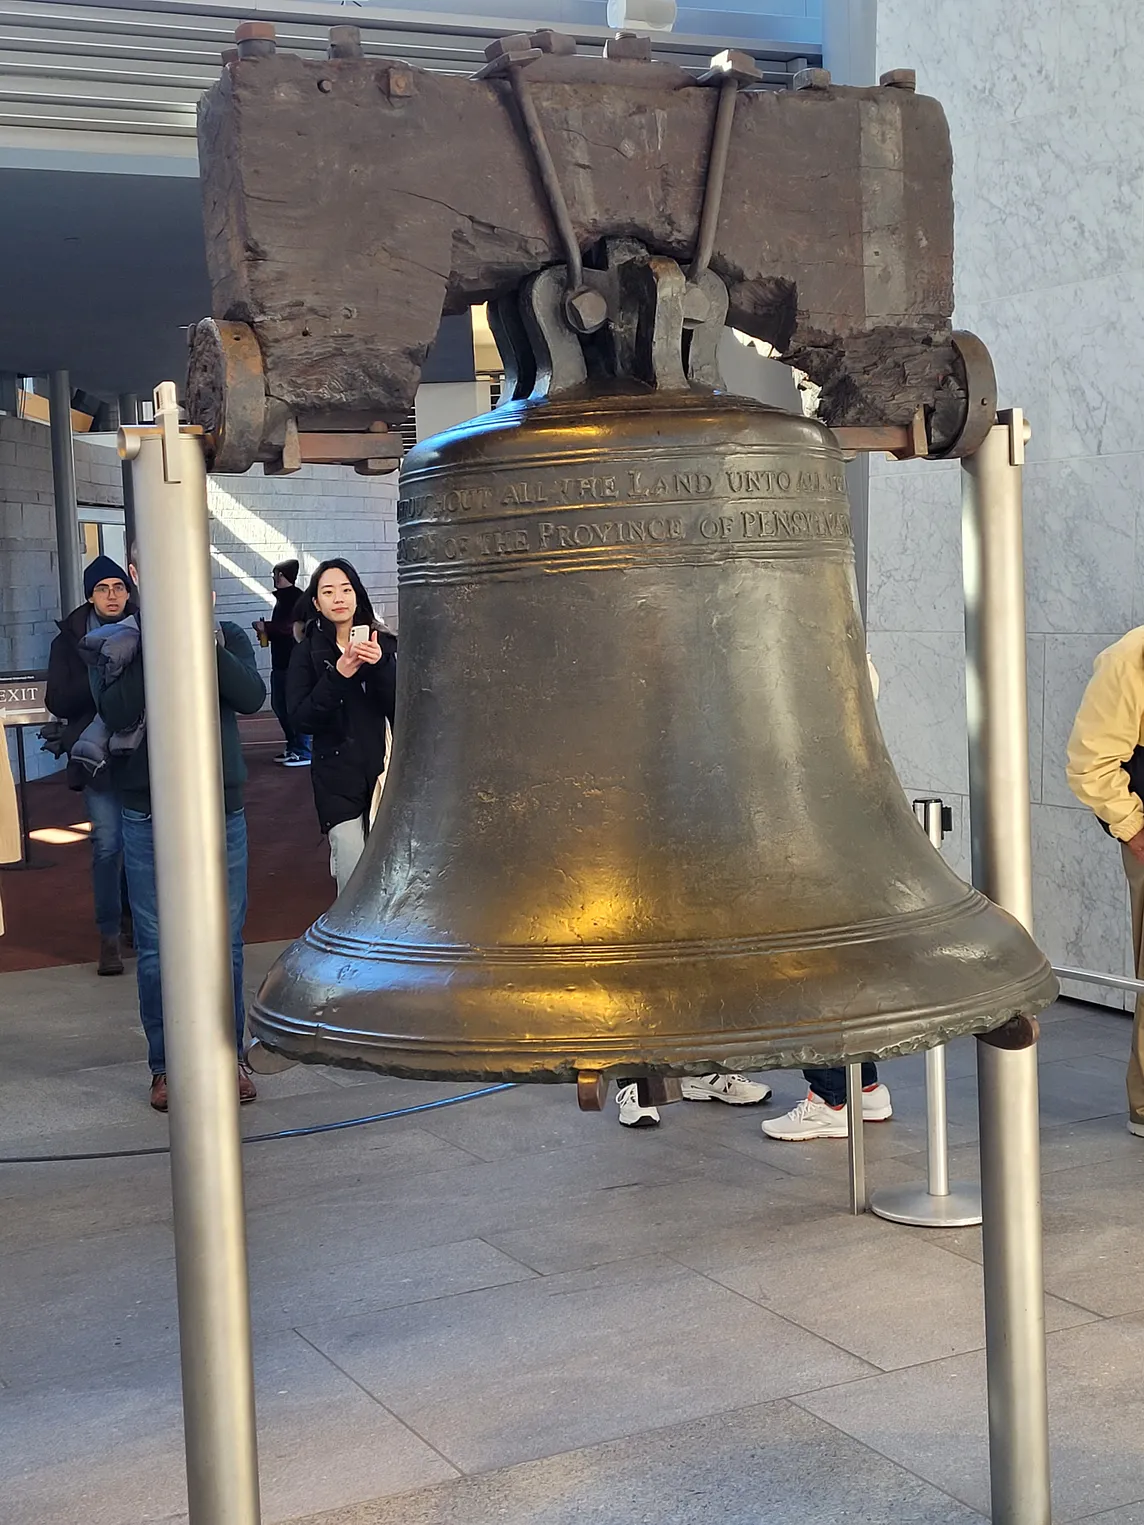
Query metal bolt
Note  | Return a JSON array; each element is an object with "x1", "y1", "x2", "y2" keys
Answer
[
  {"x1": 328, "y1": 25, "x2": 363, "y2": 60},
  {"x1": 703, "y1": 47, "x2": 763, "y2": 85},
  {"x1": 234, "y1": 21, "x2": 276, "y2": 59},
  {"x1": 379, "y1": 65, "x2": 416, "y2": 99},
  {"x1": 564, "y1": 287, "x2": 609, "y2": 335},
  {"x1": 792, "y1": 66, "x2": 831, "y2": 91},
  {"x1": 879, "y1": 68, "x2": 916, "y2": 91},
  {"x1": 485, "y1": 34, "x2": 533, "y2": 62},
  {"x1": 529, "y1": 28, "x2": 576, "y2": 56},
  {"x1": 604, "y1": 32, "x2": 653, "y2": 62}
]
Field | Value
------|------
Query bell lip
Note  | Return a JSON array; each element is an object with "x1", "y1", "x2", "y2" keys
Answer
[{"x1": 247, "y1": 962, "x2": 1059, "y2": 1083}]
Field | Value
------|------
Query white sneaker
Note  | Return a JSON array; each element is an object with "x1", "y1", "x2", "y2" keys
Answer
[
  {"x1": 616, "y1": 1083, "x2": 660, "y2": 1128},
  {"x1": 861, "y1": 1082, "x2": 893, "y2": 1121},
  {"x1": 1128, "y1": 1119, "x2": 1144, "y2": 1138},
  {"x1": 680, "y1": 1073, "x2": 772, "y2": 1105},
  {"x1": 761, "y1": 1083, "x2": 894, "y2": 1141},
  {"x1": 762, "y1": 1092, "x2": 850, "y2": 1141}
]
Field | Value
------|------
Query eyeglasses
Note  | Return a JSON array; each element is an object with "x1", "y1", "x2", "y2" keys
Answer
[{"x1": 93, "y1": 582, "x2": 127, "y2": 596}]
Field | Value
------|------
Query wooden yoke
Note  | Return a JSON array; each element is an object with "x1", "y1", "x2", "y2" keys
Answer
[{"x1": 191, "y1": 25, "x2": 969, "y2": 472}]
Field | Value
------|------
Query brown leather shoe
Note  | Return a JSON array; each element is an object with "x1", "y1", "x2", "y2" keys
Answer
[
  {"x1": 150, "y1": 1073, "x2": 168, "y2": 1112},
  {"x1": 238, "y1": 1064, "x2": 257, "y2": 1104},
  {"x1": 97, "y1": 936, "x2": 124, "y2": 976}
]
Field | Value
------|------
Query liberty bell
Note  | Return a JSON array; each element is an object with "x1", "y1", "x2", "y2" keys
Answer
[{"x1": 250, "y1": 247, "x2": 1055, "y2": 1092}]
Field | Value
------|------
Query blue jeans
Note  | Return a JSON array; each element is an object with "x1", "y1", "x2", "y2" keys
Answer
[
  {"x1": 803, "y1": 1064, "x2": 878, "y2": 1108},
  {"x1": 270, "y1": 670, "x2": 310, "y2": 757},
  {"x1": 122, "y1": 807, "x2": 249, "y2": 1075},
  {"x1": 84, "y1": 785, "x2": 124, "y2": 937}
]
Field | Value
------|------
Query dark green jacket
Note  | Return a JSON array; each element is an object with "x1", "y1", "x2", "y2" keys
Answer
[{"x1": 94, "y1": 621, "x2": 266, "y2": 815}]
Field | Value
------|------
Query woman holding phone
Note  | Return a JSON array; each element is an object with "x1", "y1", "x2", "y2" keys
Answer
[{"x1": 287, "y1": 558, "x2": 396, "y2": 892}]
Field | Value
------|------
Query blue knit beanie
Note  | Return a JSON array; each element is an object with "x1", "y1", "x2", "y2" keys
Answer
[{"x1": 84, "y1": 555, "x2": 130, "y2": 600}]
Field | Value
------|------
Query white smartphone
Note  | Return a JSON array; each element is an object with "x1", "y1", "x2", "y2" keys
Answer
[{"x1": 349, "y1": 624, "x2": 370, "y2": 646}]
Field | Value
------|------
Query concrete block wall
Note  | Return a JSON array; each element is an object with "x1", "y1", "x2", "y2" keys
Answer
[{"x1": 1, "y1": 418, "x2": 122, "y2": 782}]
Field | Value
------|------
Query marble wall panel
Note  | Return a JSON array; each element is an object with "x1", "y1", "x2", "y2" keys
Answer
[
  {"x1": 955, "y1": 102, "x2": 1144, "y2": 312},
  {"x1": 1047, "y1": 270, "x2": 1144, "y2": 460},
  {"x1": 1031, "y1": 801, "x2": 1132, "y2": 984},
  {"x1": 865, "y1": 460, "x2": 961, "y2": 634},
  {"x1": 1027, "y1": 634, "x2": 1045, "y2": 806},
  {"x1": 1041, "y1": 633, "x2": 1130, "y2": 808},
  {"x1": 867, "y1": 629, "x2": 969, "y2": 796},
  {"x1": 876, "y1": 0, "x2": 1059, "y2": 146},
  {"x1": 1059, "y1": 0, "x2": 1144, "y2": 107},
  {"x1": 953, "y1": 289, "x2": 1055, "y2": 463},
  {"x1": 1023, "y1": 455, "x2": 1141, "y2": 637}
]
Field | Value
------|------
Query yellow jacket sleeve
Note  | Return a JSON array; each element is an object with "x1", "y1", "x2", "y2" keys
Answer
[{"x1": 1066, "y1": 645, "x2": 1144, "y2": 841}]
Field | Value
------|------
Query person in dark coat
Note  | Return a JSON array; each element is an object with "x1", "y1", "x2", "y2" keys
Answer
[
  {"x1": 287, "y1": 558, "x2": 396, "y2": 893},
  {"x1": 253, "y1": 558, "x2": 310, "y2": 766},
  {"x1": 44, "y1": 555, "x2": 136, "y2": 974},
  {"x1": 93, "y1": 548, "x2": 266, "y2": 1112}
]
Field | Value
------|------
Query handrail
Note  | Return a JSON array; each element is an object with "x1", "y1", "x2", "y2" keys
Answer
[{"x1": 1053, "y1": 964, "x2": 1144, "y2": 997}]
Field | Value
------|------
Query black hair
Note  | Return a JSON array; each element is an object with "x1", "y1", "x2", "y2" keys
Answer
[
  {"x1": 302, "y1": 557, "x2": 377, "y2": 638},
  {"x1": 273, "y1": 558, "x2": 300, "y2": 586}
]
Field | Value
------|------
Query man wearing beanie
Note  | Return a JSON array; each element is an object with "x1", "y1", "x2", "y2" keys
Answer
[
  {"x1": 254, "y1": 557, "x2": 310, "y2": 766},
  {"x1": 45, "y1": 555, "x2": 137, "y2": 974}
]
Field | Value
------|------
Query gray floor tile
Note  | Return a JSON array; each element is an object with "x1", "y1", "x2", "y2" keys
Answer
[
  {"x1": 402, "y1": 1081, "x2": 615, "y2": 1162},
  {"x1": 0, "y1": 1329, "x2": 454, "y2": 1525},
  {"x1": 249, "y1": 1235, "x2": 537, "y2": 1328},
  {"x1": 897, "y1": 1108, "x2": 1139, "y2": 1182},
  {"x1": 670, "y1": 1212, "x2": 1096, "y2": 1369},
  {"x1": 280, "y1": 1399, "x2": 987, "y2": 1525},
  {"x1": 0, "y1": 1220, "x2": 181, "y2": 1387},
  {"x1": 797, "y1": 1314, "x2": 1144, "y2": 1522},
  {"x1": 1036, "y1": 1010, "x2": 1132, "y2": 1065},
  {"x1": 299, "y1": 1254, "x2": 874, "y2": 1473},
  {"x1": 909, "y1": 1154, "x2": 1144, "y2": 1316},
  {"x1": 482, "y1": 1155, "x2": 844, "y2": 1275},
  {"x1": 1072, "y1": 1508, "x2": 1144, "y2": 1524}
]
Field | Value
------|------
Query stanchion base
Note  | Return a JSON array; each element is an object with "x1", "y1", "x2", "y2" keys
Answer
[{"x1": 870, "y1": 1182, "x2": 982, "y2": 1227}]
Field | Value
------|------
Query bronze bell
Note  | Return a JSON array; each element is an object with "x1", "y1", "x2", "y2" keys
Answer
[{"x1": 250, "y1": 252, "x2": 1055, "y2": 1086}]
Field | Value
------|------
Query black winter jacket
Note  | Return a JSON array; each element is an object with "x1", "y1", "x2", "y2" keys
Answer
[
  {"x1": 45, "y1": 601, "x2": 138, "y2": 790},
  {"x1": 95, "y1": 622, "x2": 266, "y2": 815},
  {"x1": 286, "y1": 624, "x2": 396, "y2": 833}
]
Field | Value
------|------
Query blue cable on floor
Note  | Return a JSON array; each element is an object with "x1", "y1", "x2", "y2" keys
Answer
[{"x1": 0, "y1": 1083, "x2": 517, "y2": 1165}]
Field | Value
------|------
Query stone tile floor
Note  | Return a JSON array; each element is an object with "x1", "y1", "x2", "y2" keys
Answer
[{"x1": 1, "y1": 942, "x2": 1141, "y2": 1524}]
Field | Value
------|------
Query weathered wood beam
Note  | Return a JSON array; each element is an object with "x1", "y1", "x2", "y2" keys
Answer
[{"x1": 197, "y1": 47, "x2": 961, "y2": 441}]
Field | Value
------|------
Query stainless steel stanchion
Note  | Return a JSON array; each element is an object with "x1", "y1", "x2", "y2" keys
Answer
[
  {"x1": 963, "y1": 410, "x2": 1052, "y2": 1525},
  {"x1": 845, "y1": 1061, "x2": 867, "y2": 1214},
  {"x1": 871, "y1": 798, "x2": 983, "y2": 1229},
  {"x1": 119, "y1": 384, "x2": 262, "y2": 1525}
]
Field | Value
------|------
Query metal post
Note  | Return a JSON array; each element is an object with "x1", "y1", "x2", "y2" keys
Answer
[
  {"x1": 48, "y1": 370, "x2": 83, "y2": 615},
  {"x1": 963, "y1": 411, "x2": 1052, "y2": 1525},
  {"x1": 871, "y1": 798, "x2": 983, "y2": 1228},
  {"x1": 845, "y1": 1061, "x2": 867, "y2": 1214},
  {"x1": 119, "y1": 384, "x2": 262, "y2": 1525},
  {"x1": 15, "y1": 725, "x2": 30, "y2": 866},
  {"x1": 118, "y1": 392, "x2": 139, "y2": 556}
]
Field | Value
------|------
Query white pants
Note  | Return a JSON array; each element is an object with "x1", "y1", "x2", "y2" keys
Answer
[{"x1": 328, "y1": 815, "x2": 367, "y2": 895}]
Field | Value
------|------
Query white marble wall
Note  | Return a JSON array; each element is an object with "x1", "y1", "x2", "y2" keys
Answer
[{"x1": 869, "y1": 0, "x2": 1144, "y2": 1006}]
